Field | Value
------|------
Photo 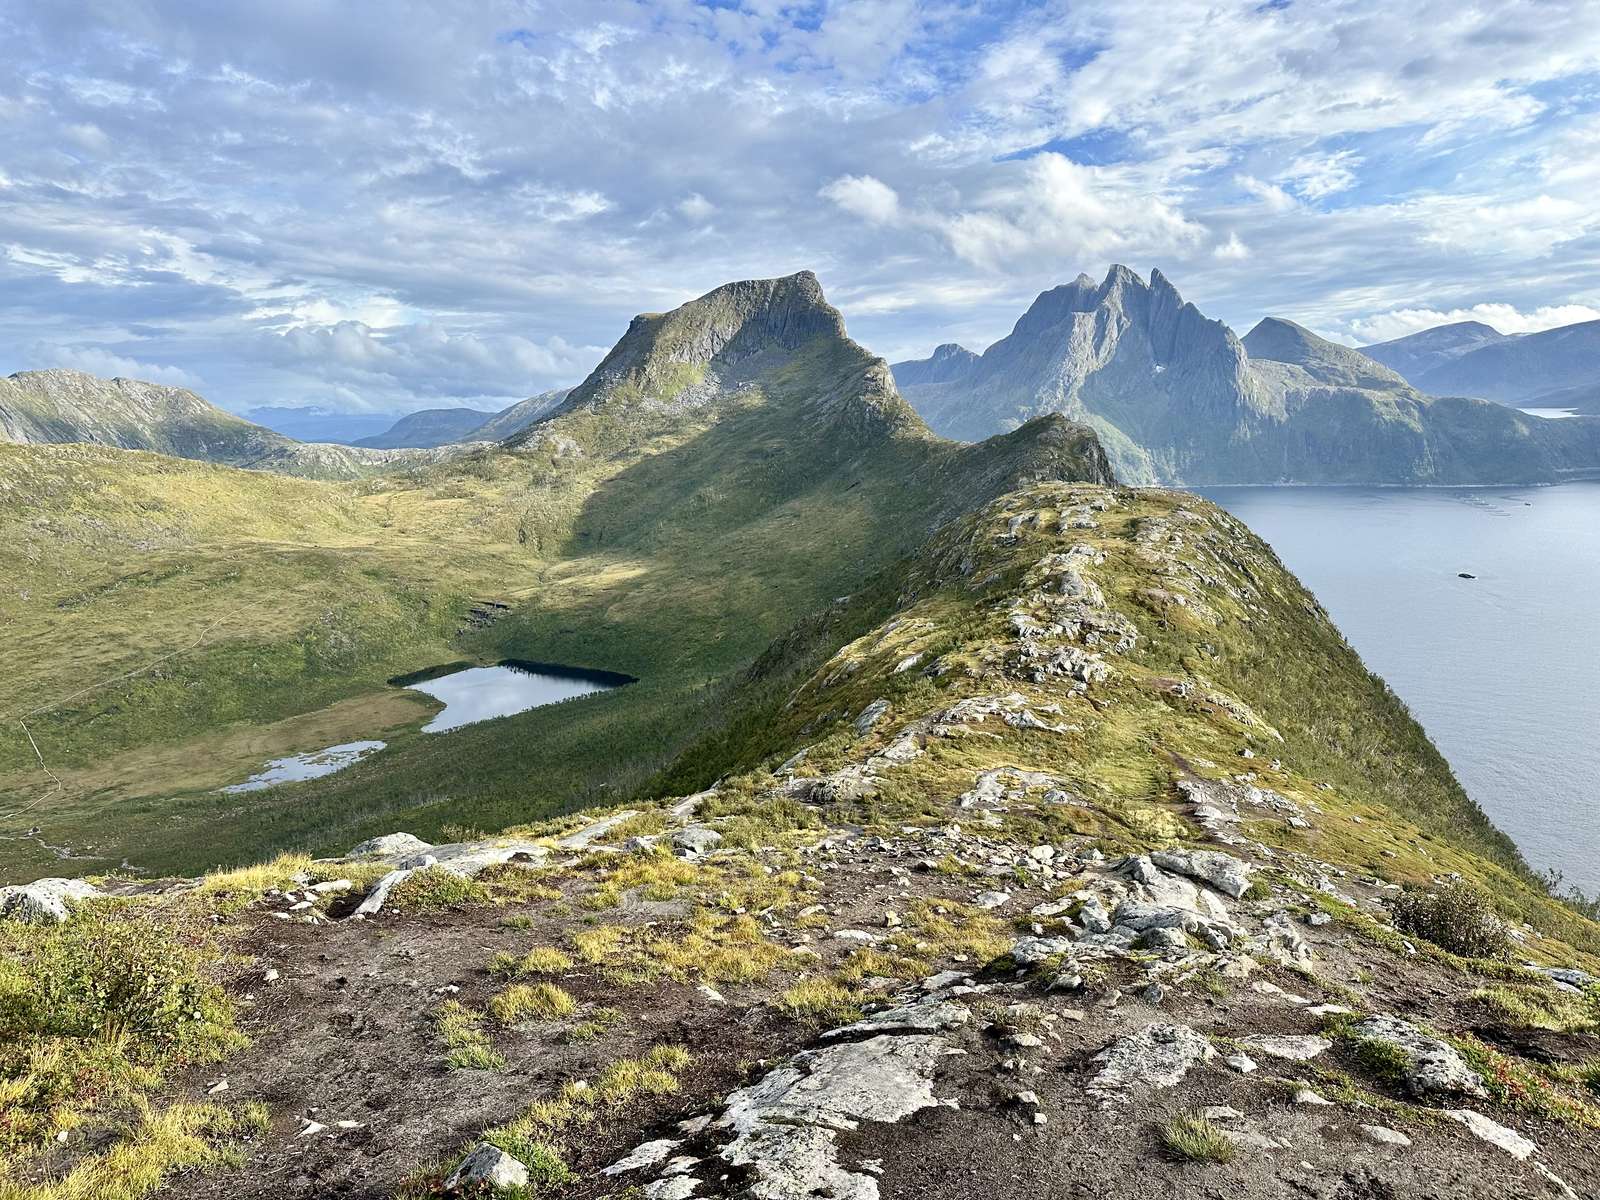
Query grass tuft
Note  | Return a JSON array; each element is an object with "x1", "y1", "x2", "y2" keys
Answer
[{"x1": 1160, "y1": 1111, "x2": 1237, "y2": 1163}]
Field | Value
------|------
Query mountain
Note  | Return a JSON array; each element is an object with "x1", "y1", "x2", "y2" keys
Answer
[
  {"x1": 1242, "y1": 317, "x2": 1412, "y2": 391},
  {"x1": 1359, "y1": 321, "x2": 1512, "y2": 380},
  {"x1": 10, "y1": 479, "x2": 1600, "y2": 1200},
  {"x1": 890, "y1": 341, "x2": 980, "y2": 387},
  {"x1": 892, "y1": 266, "x2": 1600, "y2": 485},
  {"x1": 243, "y1": 405, "x2": 398, "y2": 443},
  {"x1": 468, "y1": 387, "x2": 572, "y2": 441},
  {"x1": 1, "y1": 369, "x2": 296, "y2": 464},
  {"x1": 0, "y1": 269, "x2": 1109, "y2": 886},
  {"x1": 352, "y1": 389, "x2": 574, "y2": 448},
  {"x1": 1408, "y1": 320, "x2": 1600, "y2": 403},
  {"x1": 0, "y1": 368, "x2": 471, "y2": 480},
  {"x1": 353, "y1": 407, "x2": 497, "y2": 448}
]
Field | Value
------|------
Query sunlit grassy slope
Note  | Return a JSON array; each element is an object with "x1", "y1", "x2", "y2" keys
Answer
[{"x1": 0, "y1": 275, "x2": 1109, "y2": 878}]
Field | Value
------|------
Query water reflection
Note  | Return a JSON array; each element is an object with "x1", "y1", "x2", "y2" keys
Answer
[
  {"x1": 221, "y1": 740, "x2": 387, "y2": 793},
  {"x1": 405, "y1": 663, "x2": 624, "y2": 733}
]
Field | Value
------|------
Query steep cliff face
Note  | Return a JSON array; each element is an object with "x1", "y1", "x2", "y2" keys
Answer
[
  {"x1": 893, "y1": 267, "x2": 1600, "y2": 485},
  {"x1": 513, "y1": 271, "x2": 929, "y2": 448}
]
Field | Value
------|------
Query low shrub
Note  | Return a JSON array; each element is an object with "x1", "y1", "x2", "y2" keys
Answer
[{"x1": 1391, "y1": 881, "x2": 1511, "y2": 960}]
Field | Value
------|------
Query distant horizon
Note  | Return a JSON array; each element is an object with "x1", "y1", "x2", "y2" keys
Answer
[{"x1": 7, "y1": 1, "x2": 1600, "y2": 414}]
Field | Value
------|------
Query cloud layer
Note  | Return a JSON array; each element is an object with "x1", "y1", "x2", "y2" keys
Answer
[{"x1": 3, "y1": 0, "x2": 1600, "y2": 412}]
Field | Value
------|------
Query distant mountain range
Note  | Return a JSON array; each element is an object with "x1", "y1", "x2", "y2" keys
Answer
[
  {"x1": 242, "y1": 406, "x2": 397, "y2": 444},
  {"x1": 1361, "y1": 320, "x2": 1600, "y2": 412},
  {"x1": 892, "y1": 266, "x2": 1600, "y2": 485},
  {"x1": 352, "y1": 390, "x2": 572, "y2": 448},
  {"x1": 10, "y1": 267, "x2": 1600, "y2": 487}
]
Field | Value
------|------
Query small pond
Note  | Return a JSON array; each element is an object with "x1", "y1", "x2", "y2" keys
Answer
[
  {"x1": 221, "y1": 740, "x2": 387, "y2": 793},
  {"x1": 219, "y1": 661, "x2": 633, "y2": 793},
  {"x1": 394, "y1": 660, "x2": 635, "y2": 733}
]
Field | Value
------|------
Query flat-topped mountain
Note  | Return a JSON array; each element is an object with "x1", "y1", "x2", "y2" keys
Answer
[
  {"x1": 1362, "y1": 317, "x2": 1600, "y2": 407},
  {"x1": 1408, "y1": 320, "x2": 1600, "y2": 404},
  {"x1": 892, "y1": 267, "x2": 1600, "y2": 485}
]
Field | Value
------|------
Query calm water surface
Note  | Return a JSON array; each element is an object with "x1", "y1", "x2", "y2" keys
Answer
[
  {"x1": 406, "y1": 663, "x2": 622, "y2": 733},
  {"x1": 221, "y1": 740, "x2": 387, "y2": 793},
  {"x1": 1202, "y1": 483, "x2": 1600, "y2": 893}
]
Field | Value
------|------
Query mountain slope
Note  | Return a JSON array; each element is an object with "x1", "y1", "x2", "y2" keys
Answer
[
  {"x1": 1412, "y1": 320, "x2": 1600, "y2": 403},
  {"x1": 351, "y1": 391, "x2": 575, "y2": 448},
  {"x1": 12, "y1": 483, "x2": 1600, "y2": 1200},
  {"x1": 353, "y1": 407, "x2": 496, "y2": 448},
  {"x1": 0, "y1": 368, "x2": 469, "y2": 479},
  {"x1": 1360, "y1": 321, "x2": 1512, "y2": 380},
  {"x1": 892, "y1": 267, "x2": 1600, "y2": 485},
  {"x1": 469, "y1": 388, "x2": 572, "y2": 441},
  {"x1": 0, "y1": 271, "x2": 1108, "y2": 882},
  {"x1": 0, "y1": 369, "x2": 295, "y2": 463}
]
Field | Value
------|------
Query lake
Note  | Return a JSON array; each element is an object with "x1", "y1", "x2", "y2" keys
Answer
[
  {"x1": 401, "y1": 660, "x2": 633, "y2": 733},
  {"x1": 220, "y1": 661, "x2": 632, "y2": 793},
  {"x1": 1202, "y1": 483, "x2": 1600, "y2": 895}
]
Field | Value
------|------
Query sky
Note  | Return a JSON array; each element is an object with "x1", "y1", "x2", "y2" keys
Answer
[{"x1": 5, "y1": 0, "x2": 1600, "y2": 416}]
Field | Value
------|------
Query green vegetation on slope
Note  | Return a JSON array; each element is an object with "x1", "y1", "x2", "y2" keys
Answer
[{"x1": 0, "y1": 274, "x2": 1107, "y2": 880}]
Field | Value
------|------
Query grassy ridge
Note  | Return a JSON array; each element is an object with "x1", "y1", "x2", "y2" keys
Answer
[{"x1": 0, "y1": 335, "x2": 1107, "y2": 877}]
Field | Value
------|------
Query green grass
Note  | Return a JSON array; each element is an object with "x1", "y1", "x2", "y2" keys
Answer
[
  {"x1": 489, "y1": 982, "x2": 576, "y2": 1024},
  {"x1": 1160, "y1": 1112, "x2": 1237, "y2": 1163},
  {"x1": 434, "y1": 1001, "x2": 504, "y2": 1071},
  {"x1": 385, "y1": 867, "x2": 491, "y2": 912},
  {"x1": 0, "y1": 900, "x2": 243, "y2": 1176}
]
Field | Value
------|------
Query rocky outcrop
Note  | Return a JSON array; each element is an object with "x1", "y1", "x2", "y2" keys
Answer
[
  {"x1": 0, "y1": 877, "x2": 99, "y2": 923},
  {"x1": 1350, "y1": 1016, "x2": 1489, "y2": 1099}
]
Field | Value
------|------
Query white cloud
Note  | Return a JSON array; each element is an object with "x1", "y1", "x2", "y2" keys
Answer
[
  {"x1": 934, "y1": 153, "x2": 1203, "y2": 270},
  {"x1": 38, "y1": 345, "x2": 204, "y2": 388},
  {"x1": 6, "y1": 0, "x2": 1600, "y2": 410},
  {"x1": 820, "y1": 174, "x2": 902, "y2": 224},
  {"x1": 1279, "y1": 151, "x2": 1362, "y2": 200},
  {"x1": 1236, "y1": 174, "x2": 1297, "y2": 213},
  {"x1": 1213, "y1": 232, "x2": 1249, "y2": 260},
  {"x1": 677, "y1": 192, "x2": 715, "y2": 221}
]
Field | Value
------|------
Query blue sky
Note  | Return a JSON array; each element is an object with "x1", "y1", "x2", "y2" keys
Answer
[{"x1": 4, "y1": 0, "x2": 1600, "y2": 414}]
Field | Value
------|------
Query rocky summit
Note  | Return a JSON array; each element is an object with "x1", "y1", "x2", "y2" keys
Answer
[
  {"x1": 892, "y1": 265, "x2": 1600, "y2": 485},
  {"x1": 5, "y1": 474, "x2": 1599, "y2": 1199}
]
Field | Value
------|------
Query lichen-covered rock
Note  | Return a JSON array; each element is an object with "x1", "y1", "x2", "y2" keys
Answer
[
  {"x1": 1350, "y1": 1015, "x2": 1488, "y2": 1099},
  {"x1": 1088, "y1": 1022, "x2": 1216, "y2": 1100},
  {"x1": 714, "y1": 1033, "x2": 949, "y2": 1198},
  {"x1": 1150, "y1": 848, "x2": 1255, "y2": 898},
  {"x1": 1442, "y1": 1109, "x2": 1535, "y2": 1159},
  {"x1": 1237, "y1": 1034, "x2": 1332, "y2": 1061},
  {"x1": 444, "y1": 1143, "x2": 529, "y2": 1192},
  {"x1": 0, "y1": 877, "x2": 98, "y2": 924},
  {"x1": 344, "y1": 832, "x2": 433, "y2": 861}
]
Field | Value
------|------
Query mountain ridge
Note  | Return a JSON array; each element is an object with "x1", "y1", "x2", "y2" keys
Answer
[{"x1": 892, "y1": 266, "x2": 1600, "y2": 485}]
